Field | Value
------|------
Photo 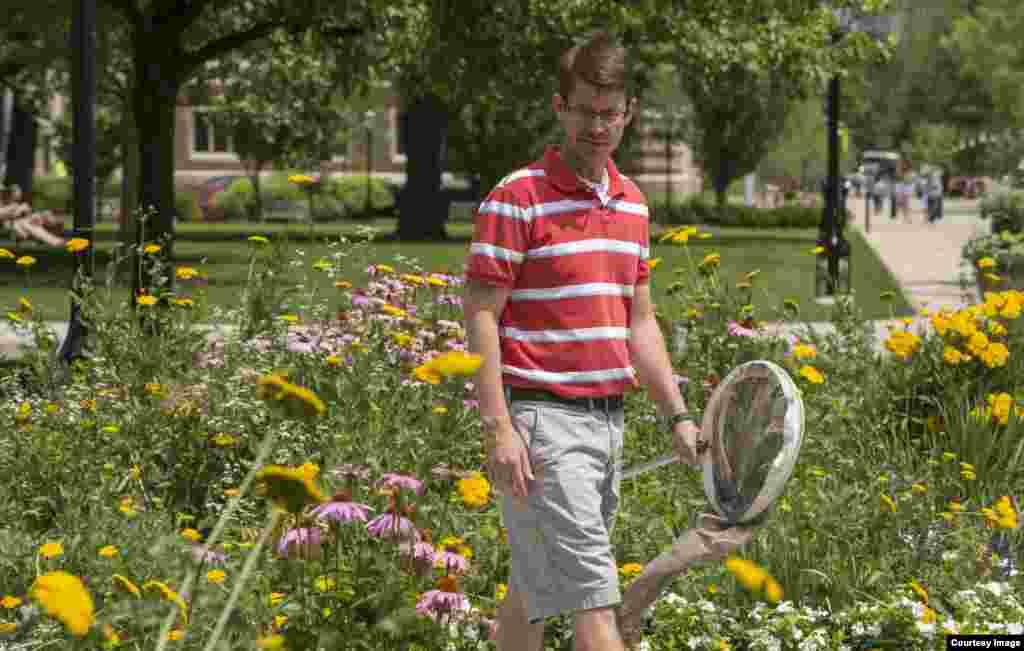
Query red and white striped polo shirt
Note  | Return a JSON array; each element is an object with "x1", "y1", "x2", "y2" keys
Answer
[{"x1": 465, "y1": 144, "x2": 650, "y2": 398}]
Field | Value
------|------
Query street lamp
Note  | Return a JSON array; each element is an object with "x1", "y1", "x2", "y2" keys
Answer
[{"x1": 815, "y1": 7, "x2": 895, "y2": 303}]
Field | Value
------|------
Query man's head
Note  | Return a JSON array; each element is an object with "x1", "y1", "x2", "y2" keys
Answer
[{"x1": 553, "y1": 31, "x2": 636, "y2": 177}]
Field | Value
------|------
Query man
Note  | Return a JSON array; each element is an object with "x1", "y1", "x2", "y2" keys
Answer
[{"x1": 463, "y1": 31, "x2": 701, "y2": 651}]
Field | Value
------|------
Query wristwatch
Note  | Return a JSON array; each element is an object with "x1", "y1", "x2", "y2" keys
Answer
[{"x1": 666, "y1": 411, "x2": 697, "y2": 429}]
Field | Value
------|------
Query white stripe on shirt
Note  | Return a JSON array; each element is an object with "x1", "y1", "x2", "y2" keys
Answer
[
  {"x1": 509, "y1": 283, "x2": 635, "y2": 301},
  {"x1": 500, "y1": 326, "x2": 630, "y2": 343},
  {"x1": 527, "y1": 239, "x2": 644, "y2": 259},
  {"x1": 502, "y1": 365, "x2": 637, "y2": 384},
  {"x1": 469, "y1": 242, "x2": 525, "y2": 264}
]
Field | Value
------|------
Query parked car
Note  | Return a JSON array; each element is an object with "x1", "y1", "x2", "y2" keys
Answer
[{"x1": 197, "y1": 175, "x2": 242, "y2": 221}]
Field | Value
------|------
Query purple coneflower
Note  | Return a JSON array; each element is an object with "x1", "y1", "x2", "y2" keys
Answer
[
  {"x1": 366, "y1": 505, "x2": 419, "y2": 541},
  {"x1": 727, "y1": 321, "x2": 758, "y2": 338},
  {"x1": 379, "y1": 473, "x2": 424, "y2": 495},
  {"x1": 190, "y1": 544, "x2": 227, "y2": 565},
  {"x1": 277, "y1": 527, "x2": 323, "y2": 559},
  {"x1": 434, "y1": 549, "x2": 469, "y2": 573},
  {"x1": 310, "y1": 490, "x2": 373, "y2": 524},
  {"x1": 416, "y1": 575, "x2": 470, "y2": 622}
]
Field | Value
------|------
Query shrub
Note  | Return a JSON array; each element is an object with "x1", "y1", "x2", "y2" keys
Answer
[
  {"x1": 655, "y1": 194, "x2": 828, "y2": 228},
  {"x1": 327, "y1": 174, "x2": 395, "y2": 218},
  {"x1": 175, "y1": 190, "x2": 202, "y2": 223},
  {"x1": 979, "y1": 191, "x2": 1024, "y2": 233},
  {"x1": 31, "y1": 176, "x2": 73, "y2": 212}
]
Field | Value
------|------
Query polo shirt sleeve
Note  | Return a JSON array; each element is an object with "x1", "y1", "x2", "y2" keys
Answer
[
  {"x1": 465, "y1": 186, "x2": 532, "y2": 287},
  {"x1": 636, "y1": 215, "x2": 651, "y2": 285}
]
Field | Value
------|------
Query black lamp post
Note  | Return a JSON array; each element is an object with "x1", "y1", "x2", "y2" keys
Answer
[
  {"x1": 58, "y1": 0, "x2": 96, "y2": 364},
  {"x1": 816, "y1": 7, "x2": 895, "y2": 302}
]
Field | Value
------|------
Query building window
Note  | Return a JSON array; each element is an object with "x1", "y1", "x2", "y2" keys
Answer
[{"x1": 191, "y1": 109, "x2": 234, "y2": 155}]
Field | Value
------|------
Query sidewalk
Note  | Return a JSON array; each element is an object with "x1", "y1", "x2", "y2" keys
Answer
[{"x1": 0, "y1": 197, "x2": 993, "y2": 361}]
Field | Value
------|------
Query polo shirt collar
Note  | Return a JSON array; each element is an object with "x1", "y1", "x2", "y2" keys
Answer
[{"x1": 543, "y1": 144, "x2": 625, "y2": 199}]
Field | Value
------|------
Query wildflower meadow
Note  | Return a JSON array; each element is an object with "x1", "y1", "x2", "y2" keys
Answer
[{"x1": 0, "y1": 224, "x2": 1021, "y2": 650}]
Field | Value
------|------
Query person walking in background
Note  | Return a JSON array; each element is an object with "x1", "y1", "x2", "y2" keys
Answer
[
  {"x1": 926, "y1": 172, "x2": 944, "y2": 224},
  {"x1": 871, "y1": 175, "x2": 887, "y2": 215},
  {"x1": 894, "y1": 173, "x2": 912, "y2": 224}
]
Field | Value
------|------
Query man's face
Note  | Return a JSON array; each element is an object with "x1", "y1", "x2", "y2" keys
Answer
[{"x1": 553, "y1": 80, "x2": 635, "y2": 171}]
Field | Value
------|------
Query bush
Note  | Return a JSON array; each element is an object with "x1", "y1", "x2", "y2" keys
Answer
[
  {"x1": 175, "y1": 190, "x2": 202, "y2": 223},
  {"x1": 327, "y1": 174, "x2": 395, "y2": 218},
  {"x1": 979, "y1": 191, "x2": 1024, "y2": 233},
  {"x1": 655, "y1": 194, "x2": 828, "y2": 228},
  {"x1": 31, "y1": 176, "x2": 72, "y2": 213}
]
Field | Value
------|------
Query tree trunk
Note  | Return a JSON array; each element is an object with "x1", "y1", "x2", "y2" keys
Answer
[
  {"x1": 131, "y1": 54, "x2": 180, "y2": 301},
  {"x1": 119, "y1": 106, "x2": 139, "y2": 249},
  {"x1": 395, "y1": 93, "x2": 449, "y2": 241}
]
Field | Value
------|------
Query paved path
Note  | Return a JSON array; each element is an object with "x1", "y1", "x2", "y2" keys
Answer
[{"x1": 0, "y1": 195, "x2": 995, "y2": 361}]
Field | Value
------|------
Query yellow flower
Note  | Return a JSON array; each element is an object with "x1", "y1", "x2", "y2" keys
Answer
[
  {"x1": 921, "y1": 606, "x2": 937, "y2": 624},
  {"x1": 167, "y1": 629, "x2": 185, "y2": 641},
  {"x1": 248, "y1": 235, "x2": 270, "y2": 244},
  {"x1": 66, "y1": 238, "x2": 90, "y2": 253},
  {"x1": 224, "y1": 488, "x2": 240, "y2": 497},
  {"x1": 988, "y1": 320, "x2": 1008, "y2": 337},
  {"x1": 994, "y1": 496, "x2": 1019, "y2": 530},
  {"x1": 254, "y1": 464, "x2": 326, "y2": 513},
  {"x1": 15, "y1": 255, "x2": 36, "y2": 267},
  {"x1": 943, "y1": 346, "x2": 966, "y2": 365},
  {"x1": 98, "y1": 545, "x2": 118, "y2": 558},
  {"x1": 278, "y1": 314, "x2": 299, "y2": 323},
  {"x1": 647, "y1": 257, "x2": 662, "y2": 269},
  {"x1": 255, "y1": 374, "x2": 326, "y2": 419},
  {"x1": 141, "y1": 581, "x2": 188, "y2": 623},
  {"x1": 427, "y1": 275, "x2": 449, "y2": 288},
  {"x1": 880, "y1": 494, "x2": 897, "y2": 513},
  {"x1": 456, "y1": 472, "x2": 491, "y2": 508},
  {"x1": 707, "y1": 584, "x2": 718, "y2": 594},
  {"x1": 792, "y1": 343, "x2": 817, "y2": 360},
  {"x1": 180, "y1": 528, "x2": 201, "y2": 542},
  {"x1": 717, "y1": 640, "x2": 732, "y2": 651},
  {"x1": 412, "y1": 351, "x2": 483, "y2": 385},
  {"x1": 38, "y1": 542, "x2": 64, "y2": 558},
  {"x1": 143, "y1": 244, "x2": 161, "y2": 254},
  {"x1": 432, "y1": 405, "x2": 448, "y2": 415},
  {"x1": 943, "y1": 452, "x2": 957, "y2": 462},
  {"x1": 977, "y1": 257, "x2": 997, "y2": 270},
  {"x1": 1, "y1": 596, "x2": 22, "y2": 609},
  {"x1": 400, "y1": 273, "x2": 425, "y2": 286},
  {"x1": 137, "y1": 294, "x2": 158, "y2": 307},
  {"x1": 699, "y1": 252, "x2": 721, "y2": 268},
  {"x1": 961, "y1": 469, "x2": 977, "y2": 481},
  {"x1": 380, "y1": 304, "x2": 407, "y2": 318},
  {"x1": 618, "y1": 563, "x2": 643, "y2": 580},
  {"x1": 724, "y1": 557, "x2": 783, "y2": 603},
  {"x1": 257, "y1": 635, "x2": 286, "y2": 650},
  {"x1": 0, "y1": 248, "x2": 14, "y2": 259},
  {"x1": 0, "y1": 622, "x2": 15, "y2": 634},
  {"x1": 206, "y1": 570, "x2": 226, "y2": 584},
  {"x1": 980, "y1": 342, "x2": 1009, "y2": 368},
  {"x1": 798, "y1": 365, "x2": 825, "y2": 385},
  {"x1": 175, "y1": 298, "x2": 195, "y2": 307},
  {"x1": 16, "y1": 297, "x2": 31, "y2": 314},
  {"x1": 175, "y1": 267, "x2": 199, "y2": 280},
  {"x1": 335, "y1": 280, "x2": 353, "y2": 289},
  {"x1": 269, "y1": 592, "x2": 286, "y2": 606},
  {"x1": 288, "y1": 174, "x2": 317, "y2": 186},
  {"x1": 30, "y1": 571, "x2": 95, "y2": 637},
  {"x1": 811, "y1": 246, "x2": 825, "y2": 255},
  {"x1": 211, "y1": 432, "x2": 238, "y2": 447},
  {"x1": 909, "y1": 580, "x2": 929, "y2": 603},
  {"x1": 112, "y1": 573, "x2": 142, "y2": 601},
  {"x1": 884, "y1": 331, "x2": 922, "y2": 360},
  {"x1": 375, "y1": 264, "x2": 395, "y2": 274}
]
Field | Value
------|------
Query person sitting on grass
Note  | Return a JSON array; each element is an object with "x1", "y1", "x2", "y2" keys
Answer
[{"x1": 0, "y1": 185, "x2": 66, "y2": 247}]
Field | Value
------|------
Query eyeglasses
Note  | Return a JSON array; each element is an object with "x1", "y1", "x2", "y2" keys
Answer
[{"x1": 562, "y1": 103, "x2": 629, "y2": 127}]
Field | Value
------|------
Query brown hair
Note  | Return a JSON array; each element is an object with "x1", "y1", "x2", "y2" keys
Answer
[{"x1": 558, "y1": 31, "x2": 631, "y2": 101}]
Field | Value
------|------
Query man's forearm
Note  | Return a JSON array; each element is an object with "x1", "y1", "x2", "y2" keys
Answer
[
  {"x1": 465, "y1": 309, "x2": 512, "y2": 426},
  {"x1": 629, "y1": 315, "x2": 688, "y2": 419}
]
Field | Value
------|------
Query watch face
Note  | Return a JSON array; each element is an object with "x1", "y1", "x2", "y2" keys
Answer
[{"x1": 701, "y1": 361, "x2": 804, "y2": 524}]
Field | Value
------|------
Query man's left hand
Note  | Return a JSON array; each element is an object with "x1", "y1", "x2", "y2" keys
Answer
[{"x1": 671, "y1": 418, "x2": 702, "y2": 467}]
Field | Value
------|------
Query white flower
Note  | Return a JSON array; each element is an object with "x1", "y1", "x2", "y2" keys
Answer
[
  {"x1": 698, "y1": 599, "x2": 717, "y2": 613},
  {"x1": 866, "y1": 624, "x2": 881, "y2": 637},
  {"x1": 915, "y1": 621, "x2": 936, "y2": 637},
  {"x1": 638, "y1": 641, "x2": 652, "y2": 651},
  {"x1": 851, "y1": 623, "x2": 866, "y2": 637},
  {"x1": 798, "y1": 629, "x2": 828, "y2": 651},
  {"x1": 980, "y1": 582, "x2": 1010, "y2": 597},
  {"x1": 775, "y1": 601, "x2": 795, "y2": 614},
  {"x1": 942, "y1": 619, "x2": 959, "y2": 635},
  {"x1": 791, "y1": 625, "x2": 804, "y2": 641},
  {"x1": 942, "y1": 551, "x2": 960, "y2": 562}
]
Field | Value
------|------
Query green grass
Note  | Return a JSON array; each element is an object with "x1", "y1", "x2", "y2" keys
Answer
[{"x1": 0, "y1": 220, "x2": 911, "y2": 321}]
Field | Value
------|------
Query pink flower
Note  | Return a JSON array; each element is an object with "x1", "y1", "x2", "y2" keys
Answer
[
  {"x1": 366, "y1": 513, "x2": 418, "y2": 541},
  {"x1": 727, "y1": 321, "x2": 758, "y2": 338},
  {"x1": 416, "y1": 577, "x2": 470, "y2": 622},
  {"x1": 190, "y1": 544, "x2": 227, "y2": 565},
  {"x1": 379, "y1": 473, "x2": 424, "y2": 495},
  {"x1": 434, "y1": 550, "x2": 469, "y2": 573},
  {"x1": 277, "y1": 527, "x2": 323, "y2": 559},
  {"x1": 310, "y1": 500, "x2": 372, "y2": 523}
]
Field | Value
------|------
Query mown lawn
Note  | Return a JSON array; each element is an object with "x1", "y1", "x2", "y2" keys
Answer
[{"x1": 0, "y1": 219, "x2": 911, "y2": 321}]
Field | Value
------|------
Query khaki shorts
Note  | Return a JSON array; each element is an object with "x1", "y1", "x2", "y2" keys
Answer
[{"x1": 501, "y1": 392, "x2": 625, "y2": 624}]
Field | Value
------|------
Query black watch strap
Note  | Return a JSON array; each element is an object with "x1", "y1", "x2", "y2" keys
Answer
[{"x1": 667, "y1": 411, "x2": 697, "y2": 429}]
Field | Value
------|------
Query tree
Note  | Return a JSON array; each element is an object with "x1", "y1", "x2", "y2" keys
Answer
[
  {"x1": 88, "y1": 0, "x2": 387, "y2": 299},
  {"x1": 203, "y1": 28, "x2": 366, "y2": 221}
]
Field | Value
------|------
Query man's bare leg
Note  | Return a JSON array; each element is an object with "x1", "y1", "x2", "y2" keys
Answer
[
  {"x1": 496, "y1": 589, "x2": 543, "y2": 651},
  {"x1": 574, "y1": 606, "x2": 625, "y2": 651}
]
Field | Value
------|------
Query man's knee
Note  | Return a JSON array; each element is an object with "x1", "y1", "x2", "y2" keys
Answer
[{"x1": 574, "y1": 606, "x2": 624, "y2": 651}]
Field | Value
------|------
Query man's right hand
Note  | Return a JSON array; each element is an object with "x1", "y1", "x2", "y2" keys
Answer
[{"x1": 486, "y1": 420, "x2": 534, "y2": 498}]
